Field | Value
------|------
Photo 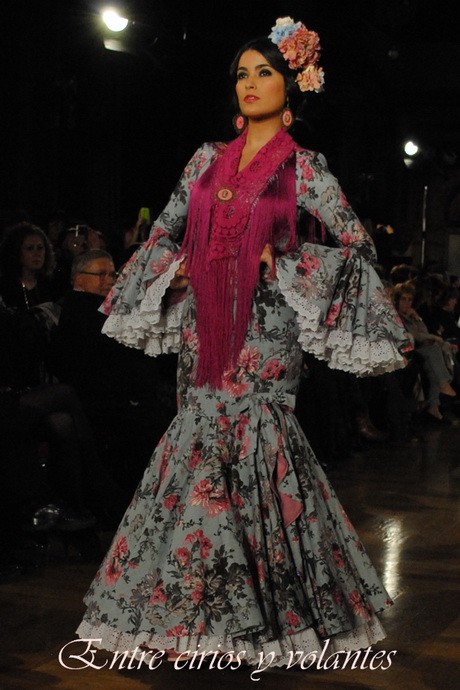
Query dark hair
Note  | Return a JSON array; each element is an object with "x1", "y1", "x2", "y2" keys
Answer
[
  {"x1": 229, "y1": 37, "x2": 302, "y2": 119},
  {"x1": 71, "y1": 249, "x2": 114, "y2": 282},
  {"x1": 437, "y1": 285, "x2": 459, "y2": 308},
  {"x1": 393, "y1": 281, "x2": 415, "y2": 309},
  {"x1": 0, "y1": 222, "x2": 55, "y2": 279}
]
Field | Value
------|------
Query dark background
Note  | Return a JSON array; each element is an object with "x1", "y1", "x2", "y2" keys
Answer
[{"x1": 3, "y1": 0, "x2": 460, "y2": 268}]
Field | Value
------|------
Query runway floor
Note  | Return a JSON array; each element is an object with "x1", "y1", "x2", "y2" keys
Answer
[{"x1": 1, "y1": 422, "x2": 459, "y2": 690}]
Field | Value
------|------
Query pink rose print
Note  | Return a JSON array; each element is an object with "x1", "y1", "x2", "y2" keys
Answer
[
  {"x1": 150, "y1": 248, "x2": 175, "y2": 274},
  {"x1": 257, "y1": 561, "x2": 265, "y2": 582},
  {"x1": 238, "y1": 436, "x2": 251, "y2": 459},
  {"x1": 235, "y1": 414, "x2": 250, "y2": 439},
  {"x1": 298, "y1": 159, "x2": 314, "y2": 180},
  {"x1": 199, "y1": 537, "x2": 212, "y2": 559},
  {"x1": 237, "y1": 345, "x2": 260, "y2": 373},
  {"x1": 176, "y1": 547, "x2": 191, "y2": 565},
  {"x1": 166, "y1": 625, "x2": 188, "y2": 637},
  {"x1": 104, "y1": 535, "x2": 128, "y2": 585},
  {"x1": 149, "y1": 226, "x2": 168, "y2": 244},
  {"x1": 261, "y1": 359, "x2": 287, "y2": 380},
  {"x1": 285, "y1": 610, "x2": 300, "y2": 627},
  {"x1": 183, "y1": 328, "x2": 199, "y2": 350},
  {"x1": 149, "y1": 584, "x2": 167, "y2": 603},
  {"x1": 232, "y1": 492, "x2": 244, "y2": 508},
  {"x1": 317, "y1": 479, "x2": 330, "y2": 500},
  {"x1": 218, "y1": 416, "x2": 231, "y2": 432},
  {"x1": 349, "y1": 590, "x2": 371, "y2": 619},
  {"x1": 104, "y1": 560, "x2": 122, "y2": 585},
  {"x1": 332, "y1": 546, "x2": 345, "y2": 568},
  {"x1": 299, "y1": 182, "x2": 309, "y2": 195},
  {"x1": 206, "y1": 497, "x2": 230, "y2": 517},
  {"x1": 101, "y1": 287, "x2": 115, "y2": 314},
  {"x1": 222, "y1": 369, "x2": 249, "y2": 398},
  {"x1": 324, "y1": 303, "x2": 342, "y2": 326},
  {"x1": 189, "y1": 446, "x2": 202, "y2": 470},
  {"x1": 190, "y1": 480, "x2": 213, "y2": 508},
  {"x1": 164, "y1": 494, "x2": 179, "y2": 509},
  {"x1": 298, "y1": 251, "x2": 321, "y2": 276},
  {"x1": 191, "y1": 590, "x2": 204, "y2": 604},
  {"x1": 184, "y1": 529, "x2": 213, "y2": 559}
]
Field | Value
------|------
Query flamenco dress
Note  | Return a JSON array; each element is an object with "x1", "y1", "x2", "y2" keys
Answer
[{"x1": 76, "y1": 130, "x2": 410, "y2": 665}]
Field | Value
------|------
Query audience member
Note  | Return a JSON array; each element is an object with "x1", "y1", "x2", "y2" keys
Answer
[
  {"x1": 0, "y1": 297, "x2": 122, "y2": 546},
  {"x1": 394, "y1": 282, "x2": 456, "y2": 422},
  {"x1": 51, "y1": 249, "x2": 177, "y2": 492},
  {"x1": 0, "y1": 222, "x2": 55, "y2": 310},
  {"x1": 51, "y1": 224, "x2": 107, "y2": 300}
]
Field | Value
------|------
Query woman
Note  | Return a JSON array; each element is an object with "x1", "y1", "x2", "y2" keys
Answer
[
  {"x1": 395, "y1": 281, "x2": 456, "y2": 421},
  {"x1": 77, "y1": 18, "x2": 410, "y2": 666},
  {"x1": 0, "y1": 222, "x2": 55, "y2": 311}
]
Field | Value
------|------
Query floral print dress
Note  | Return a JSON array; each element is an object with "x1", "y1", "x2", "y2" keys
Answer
[{"x1": 76, "y1": 142, "x2": 409, "y2": 665}]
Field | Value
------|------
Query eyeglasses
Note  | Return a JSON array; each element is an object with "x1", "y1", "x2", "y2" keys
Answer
[{"x1": 77, "y1": 270, "x2": 118, "y2": 279}]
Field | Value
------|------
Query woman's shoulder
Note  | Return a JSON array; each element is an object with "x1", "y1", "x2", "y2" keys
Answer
[
  {"x1": 183, "y1": 141, "x2": 226, "y2": 177},
  {"x1": 295, "y1": 146, "x2": 327, "y2": 165}
]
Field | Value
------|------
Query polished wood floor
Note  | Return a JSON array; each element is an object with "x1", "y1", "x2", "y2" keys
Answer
[{"x1": 1, "y1": 422, "x2": 459, "y2": 690}]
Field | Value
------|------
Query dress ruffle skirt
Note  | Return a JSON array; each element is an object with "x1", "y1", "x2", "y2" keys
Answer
[{"x1": 76, "y1": 244, "x2": 406, "y2": 665}]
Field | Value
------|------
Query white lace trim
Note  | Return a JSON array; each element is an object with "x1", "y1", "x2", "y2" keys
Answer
[
  {"x1": 76, "y1": 614, "x2": 386, "y2": 668},
  {"x1": 102, "y1": 260, "x2": 184, "y2": 356},
  {"x1": 277, "y1": 269, "x2": 405, "y2": 376}
]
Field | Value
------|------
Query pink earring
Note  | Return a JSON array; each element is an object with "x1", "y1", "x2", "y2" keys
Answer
[
  {"x1": 281, "y1": 106, "x2": 294, "y2": 130},
  {"x1": 232, "y1": 113, "x2": 248, "y2": 134}
]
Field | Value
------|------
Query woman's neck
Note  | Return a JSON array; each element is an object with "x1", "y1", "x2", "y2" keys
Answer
[
  {"x1": 245, "y1": 119, "x2": 283, "y2": 151},
  {"x1": 238, "y1": 120, "x2": 284, "y2": 172},
  {"x1": 21, "y1": 268, "x2": 37, "y2": 289}
]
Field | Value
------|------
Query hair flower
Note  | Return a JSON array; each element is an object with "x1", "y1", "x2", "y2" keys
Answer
[
  {"x1": 296, "y1": 65, "x2": 325, "y2": 93},
  {"x1": 269, "y1": 16, "x2": 325, "y2": 93}
]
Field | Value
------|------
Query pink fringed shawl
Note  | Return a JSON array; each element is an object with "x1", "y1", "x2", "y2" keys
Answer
[{"x1": 179, "y1": 128, "x2": 298, "y2": 388}]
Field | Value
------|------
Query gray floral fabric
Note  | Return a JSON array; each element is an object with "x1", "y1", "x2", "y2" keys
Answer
[{"x1": 78, "y1": 143, "x2": 406, "y2": 660}]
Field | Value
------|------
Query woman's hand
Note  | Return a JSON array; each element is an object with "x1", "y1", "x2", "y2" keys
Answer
[
  {"x1": 169, "y1": 260, "x2": 189, "y2": 290},
  {"x1": 260, "y1": 244, "x2": 274, "y2": 275}
]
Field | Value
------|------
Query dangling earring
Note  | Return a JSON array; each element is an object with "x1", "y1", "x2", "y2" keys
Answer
[
  {"x1": 232, "y1": 113, "x2": 248, "y2": 134},
  {"x1": 281, "y1": 101, "x2": 294, "y2": 130}
]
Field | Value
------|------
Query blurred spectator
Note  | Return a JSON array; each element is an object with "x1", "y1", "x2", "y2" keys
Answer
[
  {"x1": 52, "y1": 224, "x2": 107, "y2": 300},
  {"x1": 51, "y1": 250, "x2": 177, "y2": 492},
  {"x1": 395, "y1": 282, "x2": 456, "y2": 421},
  {"x1": 390, "y1": 263, "x2": 418, "y2": 286},
  {"x1": 0, "y1": 224, "x2": 60, "y2": 385},
  {"x1": 0, "y1": 296, "x2": 122, "y2": 538},
  {"x1": 429, "y1": 286, "x2": 460, "y2": 345},
  {"x1": 0, "y1": 222, "x2": 55, "y2": 310}
]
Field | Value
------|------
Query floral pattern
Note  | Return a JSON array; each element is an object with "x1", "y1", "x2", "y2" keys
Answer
[{"x1": 77, "y1": 139, "x2": 408, "y2": 662}]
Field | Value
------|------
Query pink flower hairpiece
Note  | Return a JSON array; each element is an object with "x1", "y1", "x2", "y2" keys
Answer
[{"x1": 268, "y1": 16, "x2": 325, "y2": 93}]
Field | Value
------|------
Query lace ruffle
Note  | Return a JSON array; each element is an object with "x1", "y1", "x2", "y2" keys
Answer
[
  {"x1": 76, "y1": 614, "x2": 386, "y2": 668},
  {"x1": 277, "y1": 269, "x2": 406, "y2": 376},
  {"x1": 102, "y1": 260, "x2": 184, "y2": 356}
]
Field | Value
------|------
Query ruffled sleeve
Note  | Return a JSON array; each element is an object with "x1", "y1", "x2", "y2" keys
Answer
[
  {"x1": 276, "y1": 150, "x2": 412, "y2": 376},
  {"x1": 101, "y1": 143, "x2": 220, "y2": 355}
]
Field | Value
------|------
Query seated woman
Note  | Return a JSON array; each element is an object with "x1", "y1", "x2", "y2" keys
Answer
[
  {"x1": 430, "y1": 286, "x2": 460, "y2": 345},
  {"x1": 394, "y1": 282, "x2": 456, "y2": 421},
  {"x1": 0, "y1": 222, "x2": 55, "y2": 310},
  {"x1": 0, "y1": 222, "x2": 60, "y2": 386}
]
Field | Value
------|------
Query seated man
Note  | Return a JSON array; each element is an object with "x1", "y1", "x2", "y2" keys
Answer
[{"x1": 52, "y1": 250, "x2": 177, "y2": 492}]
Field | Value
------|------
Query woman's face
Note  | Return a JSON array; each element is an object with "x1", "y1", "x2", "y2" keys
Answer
[
  {"x1": 444, "y1": 296, "x2": 457, "y2": 312},
  {"x1": 20, "y1": 233, "x2": 46, "y2": 273},
  {"x1": 398, "y1": 291, "x2": 413, "y2": 314},
  {"x1": 235, "y1": 50, "x2": 286, "y2": 122}
]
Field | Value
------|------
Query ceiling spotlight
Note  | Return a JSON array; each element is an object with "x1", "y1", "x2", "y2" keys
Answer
[
  {"x1": 101, "y1": 8, "x2": 129, "y2": 32},
  {"x1": 404, "y1": 141, "x2": 419, "y2": 156}
]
